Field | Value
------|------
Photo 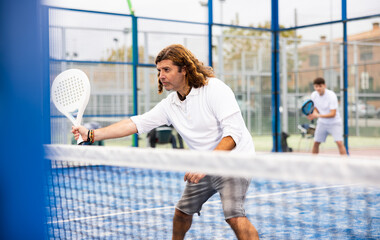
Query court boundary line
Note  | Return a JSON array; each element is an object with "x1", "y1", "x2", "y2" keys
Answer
[{"x1": 207, "y1": 183, "x2": 359, "y2": 204}]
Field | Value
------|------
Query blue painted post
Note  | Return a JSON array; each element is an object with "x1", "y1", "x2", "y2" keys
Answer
[
  {"x1": 132, "y1": 15, "x2": 139, "y2": 147},
  {"x1": 271, "y1": 0, "x2": 282, "y2": 152},
  {"x1": 0, "y1": 0, "x2": 45, "y2": 238},
  {"x1": 208, "y1": 0, "x2": 213, "y2": 67},
  {"x1": 342, "y1": 0, "x2": 349, "y2": 154},
  {"x1": 42, "y1": 6, "x2": 52, "y2": 144}
]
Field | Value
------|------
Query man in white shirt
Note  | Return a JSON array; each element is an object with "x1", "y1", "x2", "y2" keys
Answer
[
  {"x1": 308, "y1": 77, "x2": 347, "y2": 155},
  {"x1": 72, "y1": 44, "x2": 259, "y2": 240}
]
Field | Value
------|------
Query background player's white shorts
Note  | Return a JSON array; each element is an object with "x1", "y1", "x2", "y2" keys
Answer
[{"x1": 314, "y1": 122, "x2": 343, "y2": 142}]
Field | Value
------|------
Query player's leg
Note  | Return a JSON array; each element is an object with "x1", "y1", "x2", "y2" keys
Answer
[
  {"x1": 172, "y1": 209, "x2": 193, "y2": 240},
  {"x1": 312, "y1": 142, "x2": 320, "y2": 154},
  {"x1": 226, "y1": 217, "x2": 259, "y2": 240},
  {"x1": 215, "y1": 176, "x2": 259, "y2": 239},
  {"x1": 335, "y1": 141, "x2": 347, "y2": 155},
  {"x1": 313, "y1": 123, "x2": 328, "y2": 154},
  {"x1": 174, "y1": 176, "x2": 217, "y2": 239},
  {"x1": 328, "y1": 123, "x2": 347, "y2": 155}
]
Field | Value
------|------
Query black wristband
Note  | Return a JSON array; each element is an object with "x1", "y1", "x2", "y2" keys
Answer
[{"x1": 86, "y1": 130, "x2": 91, "y2": 142}]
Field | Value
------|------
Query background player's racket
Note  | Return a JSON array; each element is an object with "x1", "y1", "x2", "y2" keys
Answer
[
  {"x1": 301, "y1": 99, "x2": 315, "y2": 123},
  {"x1": 51, "y1": 69, "x2": 91, "y2": 145}
]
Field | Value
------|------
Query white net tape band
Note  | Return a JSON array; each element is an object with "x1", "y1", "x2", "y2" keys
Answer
[{"x1": 44, "y1": 144, "x2": 380, "y2": 186}]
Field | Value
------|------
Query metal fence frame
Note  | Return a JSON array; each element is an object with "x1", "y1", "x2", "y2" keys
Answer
[{"x1": 43, "y1": 0, "x2": 380, "y2": 152}]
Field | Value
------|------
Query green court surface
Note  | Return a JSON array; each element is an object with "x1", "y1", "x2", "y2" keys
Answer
[
  {"x1": 102, "y1": 134, "x2": 380, "y2": 155},
  {"x1": 254, "y1": 135, "x2": 380, "y2": 153}
]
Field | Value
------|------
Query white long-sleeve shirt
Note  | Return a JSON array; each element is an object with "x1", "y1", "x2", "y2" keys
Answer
[{"x1": 131, "y1": 78, "x2": 255, "y2": 152}]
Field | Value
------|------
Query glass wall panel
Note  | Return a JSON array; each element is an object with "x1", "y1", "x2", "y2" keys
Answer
[
  {"x1": 279, "y1": 0, "x2": 341, "y2": 28},
  {"x1": 213, "y1": 26, "x2": 272, "y2": 135},
  {"x1": 49, "y1": 8, "x2": 134, "y2": 145},
  {"x1": 348, "y1": 0, "x2": 380, "y2": 19},
  {"x1": 280, "y1": 24, "x2": 343, "y2": 136},
  {"x1": 139, "y1": 19, "x2": 208, "y2": 65},
  {"x1": 213, "y1": 0, "x2": 271, "y2": 28},
  {"x1": 49, "y1": 9, "x2": 133, "y2": 62},
  {"x1": 134, "y1": 0, "x2": 208, "y2": 23},
  {"x1": 347, "y1": 17, "x2": 380, "y2": 137}
]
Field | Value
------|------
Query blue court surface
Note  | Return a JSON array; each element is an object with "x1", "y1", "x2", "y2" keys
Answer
[{"x1": 46, "y1": 166, "x2": 380, "y2": 239}]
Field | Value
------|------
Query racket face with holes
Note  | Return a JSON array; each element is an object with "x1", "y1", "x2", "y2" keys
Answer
[
  {"x1": 51, "y1": 69, "x2": 90, "y2": 144},
  {"x1": 301, "y1": 99, "x2": 314, "y2": 116}
]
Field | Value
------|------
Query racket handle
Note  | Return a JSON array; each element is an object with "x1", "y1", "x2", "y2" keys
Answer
[{"x1": 77, "y1": 135, "x2": 85, "y2": 145}]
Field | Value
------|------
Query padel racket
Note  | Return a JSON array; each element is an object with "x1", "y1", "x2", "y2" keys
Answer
[
  {"x1": 301, "y1": 99, "x2": 314, "y2": 116},
  {"x1": 301, "y1": 99, "x2": 315, "y2": 123},
  {"x1": 51, "y1": 69, "x2": 91, "y2": 145}
]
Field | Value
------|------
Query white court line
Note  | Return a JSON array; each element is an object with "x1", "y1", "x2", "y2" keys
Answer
[
  {"x1": 205, "y1": 183, "x2": 358, "y2": 205},
  {"x1": 48, "y1": 205, "x2": 175, "y2": 224},
  {"x1": 48, "y1": 183, "x2": 358, "y2": 224}
]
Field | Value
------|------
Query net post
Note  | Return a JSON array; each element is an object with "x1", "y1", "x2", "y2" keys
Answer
[
  {"x1": 271, "y1": 0, "x2": 282, "y2": 152},
  {"x1": 342, "y1": 0, "x2": 349, "y2": 154},
  {"x1": 132, "y1": 14, "x2": 139, "y2": 147},
  {"x1": 0, "y1": 0, "x2": 45, "y2": 238}
]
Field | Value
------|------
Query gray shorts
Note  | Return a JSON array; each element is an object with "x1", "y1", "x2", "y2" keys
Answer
[
  {"x1": 176, "y1": 175, "x2": 250, "y2": 220},
  {"x1": 314, "y1": 122, "x2": 343, "y2": 142}
]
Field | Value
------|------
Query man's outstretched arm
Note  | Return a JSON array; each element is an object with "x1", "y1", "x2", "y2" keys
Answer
[{"x1": 72, "y1": 118, "x2": 138, "y2": 142}]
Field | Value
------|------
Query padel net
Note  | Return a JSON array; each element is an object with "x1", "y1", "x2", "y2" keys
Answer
[{"x1": 44, "y1": 145, "x2": 380, "y2": 239}]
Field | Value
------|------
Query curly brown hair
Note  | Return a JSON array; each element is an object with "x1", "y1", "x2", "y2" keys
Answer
[{"x1": 155, "y1": 44, "x2": 215, "y2": 94}]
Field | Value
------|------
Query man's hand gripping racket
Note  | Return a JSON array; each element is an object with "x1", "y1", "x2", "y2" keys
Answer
[{"x1": 51, "y1": 69, "x2": 91, "y2": 145}]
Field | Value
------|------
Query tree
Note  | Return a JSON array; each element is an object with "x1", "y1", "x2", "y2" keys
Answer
[{"x1": 222, "y1": 17, "x2": 301, "y2": 68}]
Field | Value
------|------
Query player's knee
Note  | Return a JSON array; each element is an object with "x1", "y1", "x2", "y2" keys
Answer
[
  {"x1": 223, "y1": 205, "x2": 246, "y2": 221},
  {"x1": 226, "y1": 217, "x2": 260, "y2": 239},
  {"x1": 226, "y1": 216, "x2": 240, "y2": 225},
  {"x1": 173, "y1": 209, "x2": 192, "y2": 223}
]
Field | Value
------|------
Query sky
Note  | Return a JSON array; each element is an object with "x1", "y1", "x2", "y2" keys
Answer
[{"x1": 43, "y1": 0, "x2": 380, "y2": 61}]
